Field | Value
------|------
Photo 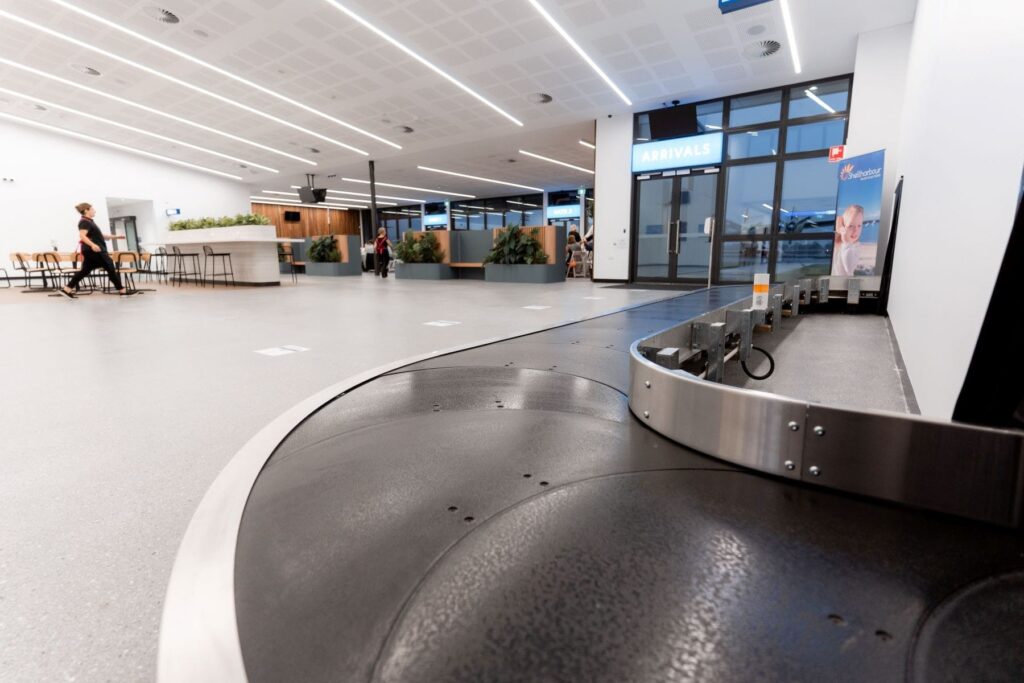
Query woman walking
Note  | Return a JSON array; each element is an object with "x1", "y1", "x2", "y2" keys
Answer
[
  {"x1": 374, "y1": 227, "x2": 393, "y2": 278},
  {"x1": 58, "y1": 202, "x2": 136, "y2": 298}
]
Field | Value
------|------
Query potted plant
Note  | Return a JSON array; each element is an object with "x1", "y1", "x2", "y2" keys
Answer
[
  {"x1": 394, "y1": 231, "x2": 453, "y2": 280},
  {"x1": 306, "y1": 235, "x2": 346, "y2": 276},
  {"x1": 483, "y1": 225, "x2": 564, "y2": 283},
  {"x1": 169, "y1": 213, "x2": 270, "y2": 230}
]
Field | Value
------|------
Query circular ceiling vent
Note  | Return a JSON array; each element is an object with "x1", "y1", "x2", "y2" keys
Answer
[
  {"x1": 746, "y1": 24, "x2": 766, "y2": 36},
  {"x1": 529, "y1": 93, "x2": 553, "y2": 104},
  {"x1": 393, "y1": 125, "x2": 414, "y2": 134},
  {"x1": 71, "y1": 64, "x2": 102, "y2": 76},
  {"x1": 144, "y1": 7, "x2": 181, "y2": 24},
  {"x1": 743, "y1": 40, "x2": 781, "y2": 59}
]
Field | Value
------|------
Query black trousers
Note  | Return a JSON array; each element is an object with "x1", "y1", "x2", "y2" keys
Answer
[
  {"x1": 375, "y1": 252, "x2": 390, "y2": 277},
  {"x1": 67, "y1": 251, "x2": 123, "y2": 291}
]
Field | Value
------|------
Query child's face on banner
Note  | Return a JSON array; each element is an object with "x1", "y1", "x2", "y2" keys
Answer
[{"x1": 838, "y1": 207, "x2": 863, "y2": 244}]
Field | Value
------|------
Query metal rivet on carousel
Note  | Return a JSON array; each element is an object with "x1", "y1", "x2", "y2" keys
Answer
[
  {"x1": 809, "y1": 465, "x2": 821, "y2": 476},
  {"x1": 788, "y1": 421, "x2": 800, "y2": 431},
  {"x1": 644, "y1": 381, "x2": 651, "y2": 388},
  {"x1": 784, "y1": 460, "x2": 796, "y2": 471},
  {"x1": 643, "y1": 410, "x2": 650, "y2": 418},
  {"x1": 813, "y1": 426, "x2": 826, "y2": 436}
]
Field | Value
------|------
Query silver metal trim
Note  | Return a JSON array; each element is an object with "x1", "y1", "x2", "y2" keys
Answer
[
  {"x1": 628, "y1": 291, "x2": 1024, "y2": 527},
  {"x1": 157, "y1": 291, "x2": 711, "y2": 683}
]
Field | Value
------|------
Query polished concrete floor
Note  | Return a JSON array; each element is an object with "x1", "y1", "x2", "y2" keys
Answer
[{"x1": 0, "y1": 275, "x2": 677, "y2": 683}]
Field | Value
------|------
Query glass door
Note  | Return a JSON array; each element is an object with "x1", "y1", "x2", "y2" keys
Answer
[{"x1": 634, "y1": 172, "x2": 718, "y2": 282}]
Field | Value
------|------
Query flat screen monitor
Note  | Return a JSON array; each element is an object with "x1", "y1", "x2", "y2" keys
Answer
[
  {"x1": 298, "y1": 187, "x2": 326, "y2": 203},
  {"x1": 648, "y1": 105, "x2": 699, "y2": 139},
  {"x1": 284, "y1": 210, "x2": 301, "y2": 222}
]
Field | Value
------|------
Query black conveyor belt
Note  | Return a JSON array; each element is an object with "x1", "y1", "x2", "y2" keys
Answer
[{"x1": 234, "y1": 287, "x2": 1024, "y2": 682}]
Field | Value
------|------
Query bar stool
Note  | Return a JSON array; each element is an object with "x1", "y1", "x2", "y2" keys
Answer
[
  {"x1": 1, "y1": 266, "x2": 9, "y2": 287},
  {"x1": 169, "y1": 246, "x2": 202, "y2": 287},
  {"x1": 203, "y1": 245, "x2": 235, "y2": 288}
]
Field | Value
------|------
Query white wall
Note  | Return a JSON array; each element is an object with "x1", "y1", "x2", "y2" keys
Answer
[
  {"x1": 845, "y1": 22, "x2": 913, "y2": 271},
  {"x1": 0, "y1": 119, "x2": 249, "y2": 261},
  {"x1": 888, "y1": 0, "x2": 1024, "y2": 418},
  {"x1": 593, "y1": 114, "x2": 633, "y2": 280}
]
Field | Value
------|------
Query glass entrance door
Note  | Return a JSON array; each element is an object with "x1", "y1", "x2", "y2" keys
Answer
[{"x1": 634, "y1": 172, "x2": 718, "y2": 282}]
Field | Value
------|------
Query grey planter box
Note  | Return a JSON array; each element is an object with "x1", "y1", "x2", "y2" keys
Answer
[
  {"x1": 484, "y1": 263, "x2": 565, "y2": 283},
  {"x1": 395, "y1": 262, "x2": 454, "y2": 280},
  {"x1": 306, "y1": 262, "x2": 355, "y2": 277}
]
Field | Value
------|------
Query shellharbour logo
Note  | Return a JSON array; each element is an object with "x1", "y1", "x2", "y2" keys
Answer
[{"x1": 840, "y1": 162, "x2": 883, "y2": 182}]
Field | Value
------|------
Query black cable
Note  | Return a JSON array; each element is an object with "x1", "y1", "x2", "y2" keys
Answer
[{"x1": 741, "y1": 345, "x2": 775, "y2": 380}]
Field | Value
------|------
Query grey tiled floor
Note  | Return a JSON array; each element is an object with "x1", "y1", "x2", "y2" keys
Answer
[
  {"x1": 724, "y1": 312, "x2": 916, "y2": 414},
  {"x1": 0, "y1": 276, "x2": 675, "y2": 683}
]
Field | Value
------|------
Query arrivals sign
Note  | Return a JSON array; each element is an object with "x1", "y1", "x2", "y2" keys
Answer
[
  {"x1": 719, "y1": 0, "x2": 774, "y2": 14},
  {"x1": 423, "y1": 213, "x2": 449, "y2": 227},
  {"x1": 546, "y1": 204, "x2": 581, "y2": 220},
  {"x1": 831, "y1": 149, "x2": 885, "y2": 278},
  {"x1": 631, "y1": 132, "x2": 723, "y2": 174}
]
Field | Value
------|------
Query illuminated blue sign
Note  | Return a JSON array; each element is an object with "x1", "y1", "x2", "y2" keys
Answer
[
  {"x1": 719, "y1": 0, "x2": 773, "y2": 14},
  {"x1": 423, "y1": 213, "x2": 448, "y2": 227},
  {"x1": 632, "y1": 132, "x2": 723, "y2": 173},
  {"x1": 546, "y1": 204, "x2": 581, "y2": 220}
]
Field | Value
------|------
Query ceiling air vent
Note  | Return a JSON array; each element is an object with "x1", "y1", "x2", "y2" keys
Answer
[
  {"x1": 144, "y1": 7, "x2": 181, "y2": 24},
  {"x1": 743, "y1": 40, "x2": 781, "y2": 59},
  {"x1": 393, "y1": 125, "x2": 414, "y2": 134}
]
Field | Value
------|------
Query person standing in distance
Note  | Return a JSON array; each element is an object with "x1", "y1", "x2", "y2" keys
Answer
[
  {"x1": 58, "y1": 202, "x2": 137, "y2": 298},
  {"x1": 374, "y1": 227, "x2": 393, "y2": 278}
]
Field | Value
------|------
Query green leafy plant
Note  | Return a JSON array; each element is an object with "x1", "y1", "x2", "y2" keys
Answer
[
  {"x1": 309, "y1": 236, "x2": 340, "y2": 263},
  {"x1": 483, "y1": 225, "x2": 549, "y2": 265},
  {"x1": 393, "y1": 232, "x2": 445, "y2": 264},
  {"x1": 169, "y1": 213, "x2": 271, "y2": 231}
]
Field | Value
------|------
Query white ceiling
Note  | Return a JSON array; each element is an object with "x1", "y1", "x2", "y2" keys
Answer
[{"x1": 0, "y1": 0, "x2": 917, "y2": 202}]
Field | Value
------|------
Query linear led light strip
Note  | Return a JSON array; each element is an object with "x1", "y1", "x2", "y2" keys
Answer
[
  {"x1": 0, "y1": 57, "x2": 315, "y2": 166},
  {"x1": 249, "y1": 197, "x2": 356, "y2": 210},
  {"x1": 417, "y1": 166, "x2": 543, "y2": 192},
  {"x1": 804, "y1": 90, "x2": 836, "y2": 114},
  {"x1": 0, "y1": 86, "x2": 278, "y2": 173},
  {"x1": 286, "y1": 185, "x2": 421, "y2": 203},
  {"x1": 526, "y1": 0, "x2": 631, "y2": 106},
  {"x1": 269, "y1": 193, "x2": 397, "y2": 207},
  {"x1": 507, "y1": 200, "x2": 540, "y2": 207},
  {"x1": 2, "y1": 111, "x2": 241, "y2": 179},
  {"x1": 321, "y1": 0, "x2": 522, "y2": 127},
  {"x1": 43, "y1": 0, "x2": 400, "y2": 150},
  {"x1": 578, "y1": 140, "x2": 595, "y2": 150},
  {"x1": 340, "y1": 177, "x2": 475, "y2": 199},
  {"x1": 0, "y1": 9, "x2": 368, "y2": 156},
  {"x1": 518, "y1": 149, "x2": 594, "y2": 175},
  {"x1": 779, "y1": 0, "x2": 802, "y2": 74}
]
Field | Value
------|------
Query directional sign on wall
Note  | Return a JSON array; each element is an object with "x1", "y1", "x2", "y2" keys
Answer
[{"x1": 719, "y1": 0, "x2": 774, "y2": 14}]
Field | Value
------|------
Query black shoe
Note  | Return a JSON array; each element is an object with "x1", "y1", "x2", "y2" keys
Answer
[{"x1": 57, "y1": 288, "x2": 77, "y2": 299}]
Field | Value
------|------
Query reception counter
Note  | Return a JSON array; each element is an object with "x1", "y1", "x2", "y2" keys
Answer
[{"x1": 148, "y1": 225, "x2": 302, "y2": 286}]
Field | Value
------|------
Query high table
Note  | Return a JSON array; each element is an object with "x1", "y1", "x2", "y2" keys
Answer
[{"x1": 145, "y1": 225, "x2": 303, "y2": 286}]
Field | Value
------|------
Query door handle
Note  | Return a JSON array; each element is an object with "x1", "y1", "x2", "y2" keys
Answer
[{"x1": 669, "y1": 219, "x2": 680, "y2": 254}]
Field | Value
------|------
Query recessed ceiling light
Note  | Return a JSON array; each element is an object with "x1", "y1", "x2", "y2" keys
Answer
[
  {"x1": 26, "y1": 2, "x2": 398, "y2": 151},
  {"x1": 320, "y1": 0, "x2": 523, "y2": 127},
  {"x1": 143, "y1": 6, "x2": 180, "y2": 24},
  {"x1": 779, "y1": 0, "x2": 802, "y2": 73},
  {"x1": 529, "y1": 93, "x2": 553, "y2": 104},
  {"x1": 340, "y1": 177, "x2": 475, "y2": 198},
  {"x1": 0, "y1": 85, "x2": 279, "y2": 173},
  {"x1": 417, "y1": 166, "x2": 544, "y2": 192},
  {"x1": 0, "y1": 56, "x2": 316, "y2": 166},
  {"x1": 71, "y1": 64, "x2": 101, "y2": 76},
  {"x1": 526, "y1": 0, "x2": 632, "y2": 106},
  {"x1": 578, "y1": 140, "x2": 595, "y2": 149},
  {"x1": 747, "y1": 24, "x2": 766, "y2": 36},
  {"x1": 518, "y1": 150, "x2": 594, "y2": 174},
  {"x1": 2, "y1": 111, "x2": 242, "y2": 180}
]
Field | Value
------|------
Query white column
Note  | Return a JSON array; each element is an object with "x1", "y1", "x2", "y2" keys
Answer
[
  {"x1": 593, "y1": 114, "x2": 633, "y2": 281},
  {"x1": 887, "y1": 0, "x2": 1024, "y2": 418}
]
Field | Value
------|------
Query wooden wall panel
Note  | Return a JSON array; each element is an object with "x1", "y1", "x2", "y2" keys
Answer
[{"x1": 251, "y1": 204, "x2": 360, "y2": 239}]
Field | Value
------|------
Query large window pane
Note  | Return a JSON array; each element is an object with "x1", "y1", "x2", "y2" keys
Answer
[
  {"x1": 775, "y1": 238, "x2": 834, "y2": 280},
  {"x1": 468, "y1": 211, "x2": 485, "y2": 230},
  {"x1": 719, "y1": 240, "x2": 769, "y2": 282},
  {"x1": 698, "y1": 101, "x2": 724, "y2": 132},
  {"x1": 635, "y1": 177, "x2": 673, "y2": 278},
  {"x1": 724, "y1": 163, "x2": 776, "y2": 236},
  {"x1": 778, "y1": 157, "x2": 839, "y2": 235},
  {"x1": 727, "y1": 128, "x2": 779, "y2": 159},
  {"x1": 785, "y1": 119, "x2": 846, "y2": 153},
  {"x1": 788, "y1": 78, "x2": 850, "y2": 119},
  {"x1": 729, "y1": 90, "x2": 781, "y2": 127}
]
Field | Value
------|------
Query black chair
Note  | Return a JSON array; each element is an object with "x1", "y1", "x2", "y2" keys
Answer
[
  {"x1": 203, "y1": 245, "x2": 235, "y2": 288},
  {"x1": 1, "y1": 266, "x2": 9, "y2": 288},
  {"x1": 169, "y1": 246, "x2": 202, "y2": 287}
]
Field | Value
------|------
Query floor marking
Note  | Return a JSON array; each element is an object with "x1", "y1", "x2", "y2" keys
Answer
[
  {"x1": 255, "y1": 346, "x2": 310, "y2": 356},
  {"x1": 522, "y1": 305, "x2": 551, "y2": 310},
  {"x1": 423, "y1": 320, "x2": 461, "y2": 327}
]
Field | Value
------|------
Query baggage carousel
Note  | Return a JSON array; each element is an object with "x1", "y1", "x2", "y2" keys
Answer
[{"x1": 160, "y1": 286, "x2": 1024, "y2": 682}]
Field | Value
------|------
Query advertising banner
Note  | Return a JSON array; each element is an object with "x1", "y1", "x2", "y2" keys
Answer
[{"x1": 831, "y1": 150, "x2": 885, "y2": 277}]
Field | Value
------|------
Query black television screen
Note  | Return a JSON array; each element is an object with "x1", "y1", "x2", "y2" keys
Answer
[
  {"x1": 648, "y1": 105, "x2": 699, "y2": 139},
  {"x1": 284, "y1": 210, "x2": 301, "y2": 222},
  {"x1": 298, "y1": 186, "x2": 326, "y2": 203}
]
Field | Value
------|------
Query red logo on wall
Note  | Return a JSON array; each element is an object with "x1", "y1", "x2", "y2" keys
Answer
[{"x1": 828, "y1": 145, "x2": 846, "y2": 163}]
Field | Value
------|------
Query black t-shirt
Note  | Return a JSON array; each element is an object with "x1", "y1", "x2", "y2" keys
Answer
[{"x1": 78, "y1": 217, "x2": 107, "y2": 254}]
